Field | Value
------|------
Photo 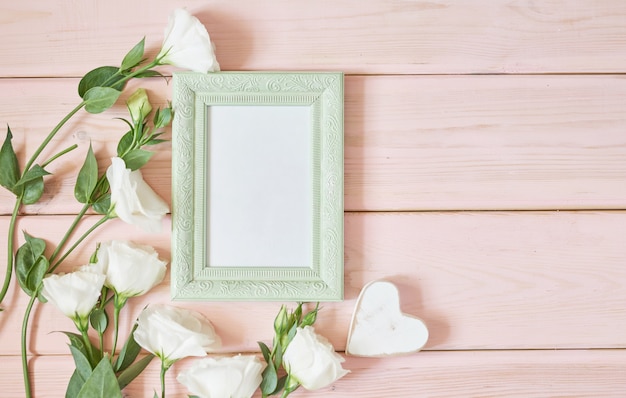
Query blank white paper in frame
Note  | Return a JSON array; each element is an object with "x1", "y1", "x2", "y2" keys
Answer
[
  {"x1": 171, "y1": 71, "x2": 344, "y2": 301},
  {"x1": 207, "y1": 105, "x2": 313, "y2": 268}
]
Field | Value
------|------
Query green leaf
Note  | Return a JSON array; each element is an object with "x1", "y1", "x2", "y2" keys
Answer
[
  {"x1": 133, "y1": 69, "x2": 164, "y2": 79},
  {"x1": 89, "y1": 307, "x2": 108, "y2": 334},
  {"x1": 271, "y1": 376, "x2": 288, "y2": 397},
  {"x1": 92, "y1": 193, "x2": 111, "y2": 215},
  {"x1": 21, "y1": 176, "x2": 44, "y2": 205},
  {"x1": 258, "y1": 341, "x2": 271, "y2": 363},
  {"x1": 116, "y1": 130, "x2": 135, "y2": 158},
  {"x1": 66, "y1": 369, "x2": 87, "y2": 398},
  {"x1": 15, "y1": 233, "x2": 48, "y2": 296},
  {"x1": 300, "y1": 302, "x2": 320, "y2": 327},
  {"x1": 78, "y1": 66, "x2": 125, "y2": 98},
  {"x1": 77, "y1": 357, "x2": 123, "y2": 398},
  {"x1": 114, "y1": 324, "x2": 141, "y2": 372},
  {"x1": 121, "y1": 148, "x2": 153, "y2": 171},
  {"x1": 0, "y1": 126, "x2": 20, "y2": 194},
  {"x1": 293, "y1": 303, "x2": 303, "y2": 325},
  {"x1": 84, "y1": 87, "x2": 121, "y2": 114},
  {"x1": 69, "y1": 344, "x2": 94, "y2": 380},
  {"x1": 59, "y1": 332, "x2": 87, "y2": 352},
  {"x1": 116, "y1": 354, "x2": 154, "y2": 390},
  {"x1": 274, "y1": 339, "x2": 283, "y2": 370},
  {"x1": 260, "y1": 360, "x2": 278, "y2": 396},
  {"x1": 153, "y1": 107, "x2": 172, "y2": 129},
  {"x1": 74, "y1": 144, "x2": 98, "y2": 203},
  {"x1": 286, "y1": 323, "x2": 298, "y2": 345},
  {"x1": 144, "y1": 138, "x2": 167, "y2": 147},
  {"x1": 120, "y1": 37, "x2": 145, "y2": 71},
  {"x1": 14, "y1": 164, "x2": 51, "y2": 188}
]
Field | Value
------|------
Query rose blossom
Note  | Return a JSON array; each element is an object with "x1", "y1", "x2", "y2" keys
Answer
[
  {"x1": 157, "y1": 8, "x2": 220, "y2": 73},
  {"x1": 134, "y1": 304, "x2": 221, "y2": 365},
  {"x1": 83, "y1": 240, "x2": 166, "y2": 299},
  {"x1": 40, "y1": 270, "x2": 105, "y2": 329},
  {"x1": 106, "y1": 157, "x2": 169, "y2": 232},
  {"x1": 282, "y1": 326, "x2": 349, "y2": 390},
  {"x1": 177, "y1": 355, "x2": 264, "y2": 398}
]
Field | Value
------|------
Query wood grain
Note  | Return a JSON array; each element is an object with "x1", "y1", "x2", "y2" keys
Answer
[
  {"x1": 2, "y1": 1, "x2": 626, "y2": 76},
  {"x1": 2, "y1": 211, "x2": 626, "y2": 356},
  {"x1": 3, "y1": 350, "x2": 626, "y2": 397},
  {"x1": 2, "y1": 75, "x2": 626, "y2": 215},
  {"x1": 2, "y1": 0, "x2": 626, "y2": 396}
]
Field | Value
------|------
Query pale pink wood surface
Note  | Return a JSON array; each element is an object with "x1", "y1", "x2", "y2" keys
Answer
[
  {"x1": 2, "y1": 75, "x2": 626, "y2": 214},
  {"x1": 1, "y1": 211, "x2": 626, "y2": 357},
  {"x1": 3, "y1": 350, "x2": 626, "y2": 397},
  {"x1": 2, "y1": 1, "x2": 626, "y2": 76},
  {"x1": 1, "y1": 0, "x2": 626, "y2": 397}
]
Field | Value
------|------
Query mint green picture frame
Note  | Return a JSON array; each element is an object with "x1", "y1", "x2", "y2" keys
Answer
[{"x1": 171, "y1": 72, "x2": 344, "y2": 301}]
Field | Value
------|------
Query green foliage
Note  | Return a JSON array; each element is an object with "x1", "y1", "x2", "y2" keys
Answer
[
  {"x1": 76, "y1": 357, "x2": 123, "y2": 398},
  {"x1": 0, "y1": 126, "x2": 21, "y2": 195},
  {"x1": 74, "y1": 144, "x2": 98, "y2": 204},
  {"x1": 89, "y1": 307, "x2": 108, "y2": 334},
  {"x1": 78, "y1": 66, "x2": 125, "y2": 98},
  {"x1": 15, "y1": 233, "x2": 48, "y2": 297},
  {"x1": 114, "y1": 324, "x2": 142, "y2": 372},
  {"x1": 122, "y1": 148, "x2": 154, "y2": 171},
  {"x1": 14, "y1": 164, "x2": 50, "y2": 188},
  {"x1": 21, "y1": 177, "x2": 45, "y2": 205},
  {"x1": 83, "y1": 87, "x2": 122, "y2": 114},
  {"x1": 259, "y1": 302, "x2": 320, "y2": 397},
  {"x1": 92, "y1": 193, "x2": 111, "y2": 215},
  {"x1": 120, "y1": 38, "x2": 146, "y2": 71},
  {"x1": 117, "y1": 354, "x2": 154, "y2": 390}
]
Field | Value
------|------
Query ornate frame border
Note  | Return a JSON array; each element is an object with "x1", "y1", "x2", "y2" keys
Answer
[{"x1": 171, "y1": 72, "x2": 344, "y2": 301}]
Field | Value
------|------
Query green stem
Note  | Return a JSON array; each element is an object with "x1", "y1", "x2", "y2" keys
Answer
[
  {"x1": 0, "y1": 197, "x2": 22, "y2": 306},
  {"x1": 48, "y1": 215, "x2": 109, "y2": 273},
  {"x1": 160, "y1": 361, "x2": 168, "y2": 398},
  {"x1": 23, "y1": 102, "x2": 86, "y2": 175},
  {"x1": 80, "y1": 326, "x2": 94, "y2": 363},
  {"x1": 40, "y1": 144, "x2": 78, "y2": 169},
  {"x1": 21, "y1": 294, "x2": 37, "y2": 398},
  {"x1": 111, "y1": 295, "x2": 126, "y2": 357},
  {"x1": 48, "y1": 203, "x2": 90, "y2": 264}
]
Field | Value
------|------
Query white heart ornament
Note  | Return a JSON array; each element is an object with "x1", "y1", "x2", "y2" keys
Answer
[{"x1": 346, "y1": 280, "x2": 429, "y2": 357}]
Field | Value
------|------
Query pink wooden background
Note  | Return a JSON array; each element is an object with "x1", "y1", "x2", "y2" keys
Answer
[{"x1": 2, "y1": 0, "x2": 626, "y2": 396}]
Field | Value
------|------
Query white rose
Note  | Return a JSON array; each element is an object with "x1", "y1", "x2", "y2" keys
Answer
[
  {"x1": 106, "y1": 157, "x2": 169, "y2": 232},
  {"x1": 134, "y1": 304, "x2": 221, "y2": 365},
  {"x1": 177, "y1": 355, "x2": 264, "y2": 398},
  {"x1": 282, "y1": 326, "x2": 349, "y2": 390},
  {"x1": 84, "y1": 240, "x2": 167, "y2": 299},
  {"x1": 157, "y1": 8, "x2": 220, "y2": 73},
  {"x1": 41, "y1": 270, "x2": 105, "y2": 328}
]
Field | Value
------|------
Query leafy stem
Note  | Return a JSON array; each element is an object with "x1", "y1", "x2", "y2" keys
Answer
[
  {"x1": 21, "y1": 293, "x2": 37, "y2": 398},
  {"x1": 48, "y1": 203, "x2": 91, "y2": 264},
  {"x1": 0, "y1": 196, "x2": 22, "y2": 307},
  {"x1": 48, "y1": 215, "x2": 110, "y2": 273},
  {"x1": 40, "y1": 144, "x2": 78, "y2": 169},
  {"x1": 160, "y1": 361, "x2": 169, "y2": 398},
  {"x1": 23, "y1": 101, "x2": 87, "y2": 175},
  {"x1": 111, "y1": 295, "x2": 126, "y2": 358}
]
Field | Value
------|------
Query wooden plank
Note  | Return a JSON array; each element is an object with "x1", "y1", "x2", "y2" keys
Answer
[
  {"x1": 2, "y1": 211, "x2": 626, "y2": 356},
  {"x1": 2, "y1": 75, "x2": 626, "y2": 214},
  {"x1": 345, "y1": 74, "x2": 626, "y2": 211},
  {"x1": 2, "y1": 1, "x2": 626, "y2": 76},
  {"x1": 3, "y1": 350, "x2": 626, "y2": 397}
]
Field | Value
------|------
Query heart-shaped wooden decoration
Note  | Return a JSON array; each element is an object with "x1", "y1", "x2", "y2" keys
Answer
[{"x1": 346, "y1": 280, "x2": 429, "y2": 357}]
